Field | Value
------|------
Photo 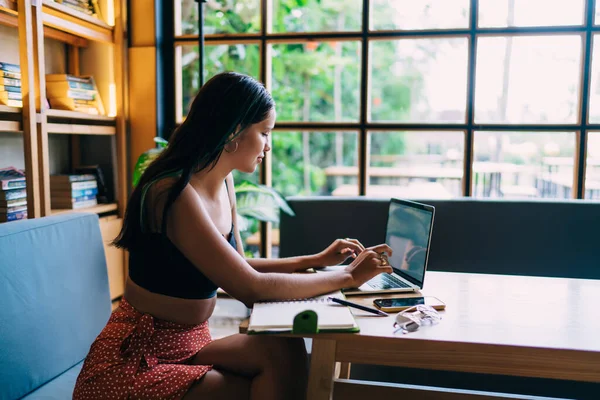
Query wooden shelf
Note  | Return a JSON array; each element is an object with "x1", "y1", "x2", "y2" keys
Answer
[
  {"x1": 47, "y1": 123, "x2": 115, "y2": 135},
  {"x1": 51, "y1": 202, "x2": 118, "y2": 216},
  {"x1": 0, "y1": 4, "x2": 87, "y2": 46},
  {"x1": 0, "y1": 105, "x2": 21, "y2": 114},
  {"x1": 41, "y1": 0, "x2": 113, "y2": 44},
  {"x1": 46, "y1": 109, "x2": 115, "y2": 122},
  {"x1": 0, "y1": 120, "x2": 21, "y2": 132},
  {"x1": 0, "y1": 105, "x2": 22, "y2": 132}
]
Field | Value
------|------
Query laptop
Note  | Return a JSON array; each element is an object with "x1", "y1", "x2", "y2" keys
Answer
[{"x1": 342, "y1": 198, "x2": 435, "y2": 296}]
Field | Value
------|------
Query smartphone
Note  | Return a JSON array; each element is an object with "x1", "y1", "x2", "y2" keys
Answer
[{"x1": 373, "y1": 297, "x2": 446, "y2": 312}]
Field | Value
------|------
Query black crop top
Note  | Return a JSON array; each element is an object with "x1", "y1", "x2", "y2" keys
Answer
[{"x1": 128, "y1": 173, "x2": 237, "y2": 299}]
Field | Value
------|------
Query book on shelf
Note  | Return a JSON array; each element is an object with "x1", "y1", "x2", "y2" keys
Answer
[
  {"x1": 51, "y1": 198, "x2": 98, "y2": 210},
  {"x1": 46, "y1": 74, "x2": 105, "y2": 115},
  {"x1": 0, "y1": 62, "x2": 20, "y2": 74},
  {"x1": 0, "y1": 99, "x2": 22, "y2": 107},
  {"x1": 51, "y1": 187, "x2": 98, "y2": 199},
  {"x1": 0, "y1": 85, "x2": 21, "y2": 93},
  {"x1": 74, "y1": 165, "x2": 108, "y2": 203},
  {"x1": 0, "y1": 77, "x2": 20, "y2": 87},
  {"x1": 0, "y1": 209, "x2": 27, "y2": 222},
  {"x1": 51, "y1": 180, "x2": 98, "y2": 191},
  {"x1": 0, "y1": 0, "x2": 17, "y2": 12},
  {"x1": 0, "y1": 188, "x2": 26, "y2": 201},
  {"x1": 247, "y1": 290, "x2": 360, "y2": 334},
  {"x1": 0, "y1": 91, "x2": 22, "y2": 101},
  {"x1": 0, "y1": 204, "x2": 27, "y2": 214},
  {"x1": 50, "y1": 174, "x2": 98, "y2": 209},
  {"x1": 0, "y1": 70, "x2": 21, "y2": 80},
  {"x1": 50, "y1": 173, "x2": 97, "y2": 183},
  {"x1": 0, "y1": 198, "x2": 27, "y2": 208},
  {"x1": 54, "y1": 0, "x2": 94, "y2": 16},
  {"x1": 0, "y1": 167, "x2": 26, "y2": 190}
]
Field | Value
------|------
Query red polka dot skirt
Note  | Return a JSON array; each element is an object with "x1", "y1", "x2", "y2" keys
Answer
[{"x1": 73, "y1": 297, "x2": 212, "y2": 400}]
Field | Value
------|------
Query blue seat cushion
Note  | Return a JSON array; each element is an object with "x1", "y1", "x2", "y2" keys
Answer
[
  {"x1": 21, "y1": 362, "x2": 83, "y2": 400},
  {"x1": 0, "y1": 213, "x2": 111, "y2": 399}
]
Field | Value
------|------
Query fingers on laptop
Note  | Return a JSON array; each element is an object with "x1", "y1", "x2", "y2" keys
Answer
[
  {"x1": 368, "y1": 243, "x2": 393, "y2": 257},
  {"x1": 343, "y1": 237, "x2": 366, "y2": 253},
  {"x1": 339, "y1": 238, "x2": 364, "y2": 256}
]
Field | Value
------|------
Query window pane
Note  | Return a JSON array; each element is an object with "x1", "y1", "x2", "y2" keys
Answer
[
  {"x1": 475, "y1": 36, "x2": 581, "y2": 124},
  {"x1": 369, "y1": 38, "x2": 468, "y2": 123},
  {"x1": 587, "y1": 133, "x2": 600, "y2": 200},
  {"x1": 473, "y1": 131, "x2": 575, "y2": 199},
  {"x1": 479, "y1": 0, "x2": 584, "y2": 28},
  {"x1": 367, "y1": 131, "x2": 464, "y2": 198},
  {"x1": 233, "y1": 169, "x2": 261, "y2": 257},
  {"x1": 178, "y1": 44, "x2": 260, "y2": 121},
  {"x1": 177, "y1": 0, "x2": 260, "y2": 35},
  {"x1": 271, "y1": 0, "x2": 361, "y2": 33},
  {"x1": 370, "y1": 0, "x2": 469, "y2": 31},
  {"x1": 272, "y1": 131, "x2": 359, "y2": 197},
  {"x1": 271, "y1": 42, "x2": 360, "y2": 122},
  {"x1": 588, "y1": 35, "x2": 600, "y2": 123}
]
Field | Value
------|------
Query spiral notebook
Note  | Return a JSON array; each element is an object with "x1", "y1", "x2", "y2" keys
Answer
[{"x1": 248, "y1": 291, "x2": 359, "y2": 334}]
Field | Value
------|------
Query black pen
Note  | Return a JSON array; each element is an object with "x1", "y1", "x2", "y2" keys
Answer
[{"x1": 328, "y1": 297, "x2": 389, "y2": 317}]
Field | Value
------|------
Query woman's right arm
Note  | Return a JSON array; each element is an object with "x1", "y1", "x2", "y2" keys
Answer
[{"x1": 167, "y1": 184, "x2": 391, "y2": 307}]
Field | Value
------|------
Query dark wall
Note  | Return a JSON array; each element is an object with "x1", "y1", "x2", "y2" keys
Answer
[{"x1": 280, "y1": 197, "x2": 600, "y2": 279}]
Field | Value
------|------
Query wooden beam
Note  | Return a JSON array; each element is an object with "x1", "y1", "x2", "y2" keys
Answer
[
  {"x1": 46, "y1": 123, "x2": 116, "y2": 135},
  {"x1": 0, "y1": 5, "x2": 88, "y2": 46},
  {"x1": 46, "y1": 109, "x2": 115, "y2": 121},
  {"x1": 33, "y1": 1, "x2": 51, "y2": 216},
  {"x1": 41, "y1": 0, "x2": 113, "y2": 44},
  {"x1": 114, "y1": 0, "x2": 128, "y2": 218},
  {"x1": 307, "y1": 339, "x2": 337, "y2": 400},
  {"x1": 41, "y1": 0, "x2": 112, "y2": 29},
  {"x1": 68, "y1": 45, "x2": 80, "y2": 76},
  {"x1": 0, "y1": 120, "x2": 21, "y2": 132},
  {"x1": 129, "y1": 0, "x2": 155, "y2": 47},
  {"x1": 128, "y1": 46, "x2": 157, "y2": 176},
  {"x1": 41, "y1": 12, "x2": 112, "y2": 43},
  {"x1": 333, "y1": 380, "x2": 557, "y2": 400},
  {"x1": 51, "y1": 202, "x2": 118, "y2": 216},
  {"x1": 18, "y1": 0, "x2": 41, "y2": 219}
]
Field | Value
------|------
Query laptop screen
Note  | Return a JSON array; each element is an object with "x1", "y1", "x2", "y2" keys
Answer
[{"x1": 384, "y1": 199, "x2": 435, "y2": 287}]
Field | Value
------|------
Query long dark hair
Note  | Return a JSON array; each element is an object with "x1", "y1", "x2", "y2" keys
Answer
[{"x1": 113, "y1": 72, "x2": 274, "y2": 250}]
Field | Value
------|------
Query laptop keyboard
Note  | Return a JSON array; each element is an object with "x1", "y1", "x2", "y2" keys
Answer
[{"x1": 368, "y1": 273, "x2": 411, "y2": 290}]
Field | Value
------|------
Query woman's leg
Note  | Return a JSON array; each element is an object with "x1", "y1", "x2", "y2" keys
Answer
[
  {"x1": 185, "y1": 334, "x2": 308, "y2": 400},
  {"x1": 183, "y1": 369, "x2": 251, "y2": 400}
]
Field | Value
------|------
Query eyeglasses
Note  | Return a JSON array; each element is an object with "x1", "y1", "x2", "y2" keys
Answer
[{"x1": 393, "y1": 305, "x2": 441, "y2": 334}]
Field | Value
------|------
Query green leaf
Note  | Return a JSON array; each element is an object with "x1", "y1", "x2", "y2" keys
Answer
[{"x1": 235, "y1": 180, "x2": 295, "y2": 217}]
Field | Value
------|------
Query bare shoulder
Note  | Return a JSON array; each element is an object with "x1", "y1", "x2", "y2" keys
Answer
[{"x1": 144, "y1": 176, "x2": 180, "y2": 232}]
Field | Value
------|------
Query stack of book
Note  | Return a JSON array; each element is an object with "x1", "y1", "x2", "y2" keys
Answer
[
  {"x1": 0, "y1": 62, "x2": 22, "y2": 108},
  {"x1": 50, "y1": 174, "x2": 98, "y2": 210},
  {"x1": 53, "y1": 0, "x2": 97, "y2": 17},
  {"x1": 0, "y1": 167, "x2": 27, "y2": 223},
  {"x1": 46, "y1": 74, "x2": 105, "y2": 115}
]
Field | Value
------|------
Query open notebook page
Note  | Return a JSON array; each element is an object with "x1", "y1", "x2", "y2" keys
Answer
[{"x1": 248, "y1": 290, "x2": 357, "y2": 332}]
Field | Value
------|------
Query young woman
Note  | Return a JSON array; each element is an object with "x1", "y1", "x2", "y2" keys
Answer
[{"x1": 73, "y1": 72, "x2": 393, "y2": 400}]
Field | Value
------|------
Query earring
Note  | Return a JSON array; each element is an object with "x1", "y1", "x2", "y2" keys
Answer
[{"x1": 225, "y1": 142, "x2": 239, "y2": 153}]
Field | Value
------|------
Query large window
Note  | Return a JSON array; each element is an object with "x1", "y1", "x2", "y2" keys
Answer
[{"x1": 174, "y1": 0, "x2": 600, "y2": 254}]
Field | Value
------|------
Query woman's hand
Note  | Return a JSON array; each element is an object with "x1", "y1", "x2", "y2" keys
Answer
[
  {"x1": 315, "y1": 238, "x2": 367, "y2": 267},
  {"x1": 344, "y1": 244, "x2": 393, "y2": 288}
]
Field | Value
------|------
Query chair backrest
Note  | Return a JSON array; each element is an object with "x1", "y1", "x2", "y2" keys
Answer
[
  {"x1": 279, "y1": 197, "x2": 600, "y2": 279},
  {"x1": 0, "y1": 213, "x2": 111, "y2": 400}
]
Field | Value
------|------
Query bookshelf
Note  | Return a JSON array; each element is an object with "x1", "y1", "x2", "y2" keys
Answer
[{"x1": 0, "y1": 0, "x2": 128, "y2": 304}]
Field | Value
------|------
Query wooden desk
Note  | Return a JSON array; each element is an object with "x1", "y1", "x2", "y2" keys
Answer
[{"x1": 244, "y1": 271, "x2": 600, "y2": 399}]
